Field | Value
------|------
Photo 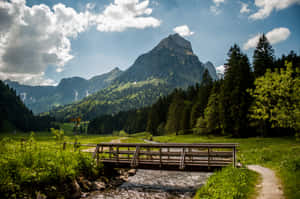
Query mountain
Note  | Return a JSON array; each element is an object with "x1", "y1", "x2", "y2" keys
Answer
[
  {"x1": 114, "y1": 33, "x2": 206, "y2": 87},
  {"x1": 49, "y1": 34, "x2": 213, "y2": 121},
  {"x1": 204, "y1": 61, "x2": 218, "y2": 80},
  {"x1": 0, "y1": 80, "x2": 53, "y2": 132},
  {"x1": 4, "y1": 67, "x2": 123, "y2": 114}
]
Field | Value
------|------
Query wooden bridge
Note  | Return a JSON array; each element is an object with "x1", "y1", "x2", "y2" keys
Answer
[{"x1": 90, "y1": 143, "x2": 238, "y2": 171}]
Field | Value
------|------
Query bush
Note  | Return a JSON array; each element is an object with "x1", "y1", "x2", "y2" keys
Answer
[{"x1": 195, "y1": 167, "x2": 258, "y2": 199}]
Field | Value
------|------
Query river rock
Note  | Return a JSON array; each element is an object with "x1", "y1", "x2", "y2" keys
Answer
[
  {"x1": 91, "y1": 181, "x2": 106, "y2": 191},
  {"x1": 120, "y1": 175, "x2": 128, "y2": 181},
  {"x1": 79, "y1": 179, "x2": 92, "y2": 191},
  {"x1": 128, "y1": 169, "x2": 136, "y2": 176}
]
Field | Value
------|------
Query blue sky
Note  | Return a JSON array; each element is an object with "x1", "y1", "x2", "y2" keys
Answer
[{"x1": 0, "y1": 0, "x2": 300, "y2": 85}]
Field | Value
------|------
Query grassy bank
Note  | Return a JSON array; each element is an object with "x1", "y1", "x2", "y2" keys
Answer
[
  {"x1": 194, "y1": 167, "x2": 259, "y2": 199},
  {"x1": 153, "y1": 134, "x2": 300, "y2": 199}
]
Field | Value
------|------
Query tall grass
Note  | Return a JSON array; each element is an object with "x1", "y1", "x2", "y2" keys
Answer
[{"x1": 0, "y1": 133, "x2": 101, "y2": 198}]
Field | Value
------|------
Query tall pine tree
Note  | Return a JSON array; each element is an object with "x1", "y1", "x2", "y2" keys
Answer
[
  {"x1": 220, "y1": 44, "x2": 254, "y2": 137},
  {"x1": 253, "y1": 34, "x2": 274, "y2": 77}
]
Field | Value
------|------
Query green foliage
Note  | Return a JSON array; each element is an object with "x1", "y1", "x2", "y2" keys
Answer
[
  {"x1": 0, "y1": 134, "x2": 101, "y2": 198},
  {"x1": 249, "y1": 62, "x2": 300, "y2": 135},
  {"x1": 51, "y1": 128, "x2": 66, "y2": 143},
  {"x1": 195, "y1": 167, "x2": 258, "y2": 199}
]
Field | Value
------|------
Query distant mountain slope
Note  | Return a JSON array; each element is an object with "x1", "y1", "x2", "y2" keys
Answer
[
  {"x1": 49, "y1": 34, "x2": 214, "y2": 121},
  {"x1": 4, "y1": 67, "x2": 123, "y2": 114},
  {"x1": 0, "y1": 80, "x2": 53, "y2": 132},
  {"x1": 114, "y1": 34, "x2": 206, "y2": 87}
]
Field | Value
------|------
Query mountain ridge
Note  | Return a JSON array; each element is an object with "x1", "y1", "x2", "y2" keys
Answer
[
  {"x1": 49, "y1": 34, "x2": 217, "y2": 121},
  {"x1": 4, "y1": 67, "x2": 123, "y2": 113}
]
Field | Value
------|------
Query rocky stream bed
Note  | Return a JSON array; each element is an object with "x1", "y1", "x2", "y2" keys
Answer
[{"x1": 82, "y1": 169, "x2": 212, "y2": 199}]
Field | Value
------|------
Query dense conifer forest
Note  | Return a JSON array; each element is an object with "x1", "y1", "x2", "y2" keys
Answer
[{"x1": 0, "y1": 81, "x2": 55, "y2": 132}]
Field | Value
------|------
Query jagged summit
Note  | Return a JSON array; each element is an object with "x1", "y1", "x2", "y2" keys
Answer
[{"x1": 152, "y1": 33, "x2": 194, "y2": 55}]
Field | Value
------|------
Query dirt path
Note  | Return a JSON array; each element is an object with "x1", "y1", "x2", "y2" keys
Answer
[
  {"x1": 247, "y1": 165, "x2": 285, "y2": 199},
  {"x1": 81, "y1": 137, "x2": 127, "y2": 152}
]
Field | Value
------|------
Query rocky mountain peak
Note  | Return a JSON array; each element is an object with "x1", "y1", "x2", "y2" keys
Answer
[{"x1": 152, "y1": 33, "x2": 194, "y2": 55}]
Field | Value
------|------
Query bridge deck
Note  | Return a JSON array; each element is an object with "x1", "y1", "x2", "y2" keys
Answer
[{"x1": 92, "y1": 143, "x2": 238, "y2": 171}]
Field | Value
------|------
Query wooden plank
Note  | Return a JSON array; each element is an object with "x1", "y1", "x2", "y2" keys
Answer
[{"x1": 180, "y1": 148, "x2": 186, "y2": 170}]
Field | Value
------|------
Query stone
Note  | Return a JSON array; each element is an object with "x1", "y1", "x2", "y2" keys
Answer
[
  {"x1": 91, "y1": 181, "x2": 106, "y2": 191},
  {"x1": 120, "y1": 175, "x2": 128, "y2": 182},
  {"x1": 79, "y1": 179, "x2": 92, "y2": 191},
  {"x1": 128, "y1": 169, "x2": 136, "y2": 176}
]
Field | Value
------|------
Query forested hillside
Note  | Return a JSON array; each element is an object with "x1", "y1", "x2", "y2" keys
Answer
[
  {"x1": 0, "y1": 80, "x2": 54, "y2": 132},
  {"x1": 88, "y1": 35, "x2": 300, "y2": 138},
  {"x1": 49, "y1": 34, "x2": 216, "y2": 121}
]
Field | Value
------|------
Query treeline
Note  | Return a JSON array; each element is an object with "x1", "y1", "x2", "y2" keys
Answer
[
  {"x1": 88, "y1": 35, "x2": 300, "y2": 137},
  {"x1": 0, "y1": 80, "x2": 55, "y2": 133}
]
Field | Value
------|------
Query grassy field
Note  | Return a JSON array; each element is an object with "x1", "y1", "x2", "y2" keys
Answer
[{"x1": 1, "y1": 127, "x2": 299, "y2": 199}]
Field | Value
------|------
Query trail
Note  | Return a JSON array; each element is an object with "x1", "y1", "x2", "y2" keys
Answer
[
  {"x1": 81, "y1": 137, "x2": 127, "y2": 153},
  {"x1": 247, "y1": 165, "x2": 285, "y2": 199}
]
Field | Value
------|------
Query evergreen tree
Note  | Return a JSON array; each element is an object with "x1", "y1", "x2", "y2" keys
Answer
[
  {"x1": 203, "y1": 81, "x2": 222, "y2": 133},
  {"x1": 165, "y1": 90, "x2": 185, "y2": 135},
  {"x1": 253, "y1": 34, "x2": 274, "y2": 77},
  {"x1": 220, "y1": 44, "x2": 254, "y2": 137},
  {"x1": 179, "y1": 103, "x2": 192, "y2": 134},
  {"x1": 190, "y1": 70, "x2": 213, "y2": 129}
]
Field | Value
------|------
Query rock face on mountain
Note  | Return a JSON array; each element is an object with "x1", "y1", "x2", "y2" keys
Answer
[
  {"x1": 49, "y1": 34, "x2": 216, "y2": 121},
  {"x1": 4, "y1": 67, "x2": 123, "y2": 114},
  {"x1": 204, "y1": 61, "x2": 218, "y2": 80},
  {"x1": 115, "y1": 34, "x2": 206, "y2": 88}
]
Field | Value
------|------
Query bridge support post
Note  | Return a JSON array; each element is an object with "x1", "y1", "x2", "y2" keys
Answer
[{"x1": 233, "y1": 146, "x2": 236, "y2": 167}]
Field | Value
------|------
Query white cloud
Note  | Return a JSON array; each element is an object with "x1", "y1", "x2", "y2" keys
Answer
[
  {"x1": 210, "y1": 0, "x2": 225, "y2": 15},
  {"x1": 0, "y1": 0, "x2": 160, "y2": 85},
  {"x1": 0, "y1": 72, "x2": 56, "y2": 86},
  {"x1": 250, "y1": 0, "x2": 300, "y2": 20},
  {"x1": 173, "y1": 25, "x2": 194, "y2": 37},
  {"x1": 56, "y1": 67, "x2": 64, "y2": 73},
  {"x1": 243, "y1": 27, "x2": 291, "y2": 50},
  {"x1": 216, "y1": 65, "x2": 225, "y2": 79},
  {"x1": 86, "y1": 3, "x2": 95, "y2": 10},
  {"x1": 213, "y1": 0, "x2": 225, "y2": 6},
  {"x1": 240, "y1": 2, "x2": 250, "y2": 14},
  {"x1": 92, "y1": 0, "x2": 161, "y2": 32},
  {"x1": 216, "y1": 65, "x2": 225, "y2": 74}
]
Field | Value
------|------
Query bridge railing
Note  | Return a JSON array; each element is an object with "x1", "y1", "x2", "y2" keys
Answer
[{"x1": 92, "y1": 143, "x2": 238, "y2": 170}]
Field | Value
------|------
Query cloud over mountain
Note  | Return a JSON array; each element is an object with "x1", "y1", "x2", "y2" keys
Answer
[
  {"x1": 173, "y1": 25, "x2": 194, "y2": 37},
  {"x1": 0, "y1": 0, "x2": 160, "y2": 85}
]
